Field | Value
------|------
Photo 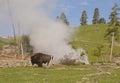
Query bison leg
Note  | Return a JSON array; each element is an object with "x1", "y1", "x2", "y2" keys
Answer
[
  {"x1": 31, "y1": 62, "x2": 35, "y2": 65},
  {"x1": 38, "y1": 62, "x2": 42, "y2": 67},
  {"x1": 47, "y1": 61, "x2": 50, "y2": 66}
]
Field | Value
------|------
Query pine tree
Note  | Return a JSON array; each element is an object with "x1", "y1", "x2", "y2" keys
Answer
[
  {"x1": 92, "y1": 8, "x2": 99, "y2": 24},
  {"x1": 98, "y1": 18, "x2": 106, "y2": 24},
  {"x1": 56, "y1": 16, "x2": 59, "y2": 22},
  {"x1": 105, "y1": 3, "x2": 120, "y2": 62},
  {"x1": 57, "y1": 12, "x2": 69, "y2": 26},
  {"x1": 109, "y1": 3, "x2": 120, "y2": 26},
  {"x1": 80, "y1": 10, "x2": 87, "y2": 25}
]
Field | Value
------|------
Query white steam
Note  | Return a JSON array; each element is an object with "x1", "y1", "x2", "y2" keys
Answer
[
  {"x1": 8, "y1": 0, "x2": 77, "y2": 62},
  {"x1": 30, "y1": 21, "x2": 75, "y2": 62},
  {"x1": 1, "y1": 0, "x2": 89, "y2": 64}
]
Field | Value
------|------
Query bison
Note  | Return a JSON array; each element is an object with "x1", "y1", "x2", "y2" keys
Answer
[{"x1": 31, "y1": 53, "x2": 53, "y2": 67}]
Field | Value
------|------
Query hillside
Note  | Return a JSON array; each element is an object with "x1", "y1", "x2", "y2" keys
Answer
[
  {"x1": 0, "y1": 24, "x2": 120, "y2": 63},
  {"x1": 0, "y1": 37, "x2": 8, "y2": 48},
  {"x1": 71, "y1": 24, "x2": 120, "y2": 63}
]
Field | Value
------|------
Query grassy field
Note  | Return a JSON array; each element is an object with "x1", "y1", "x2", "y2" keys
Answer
[
  {"x1": 0, "y1": 65, "x2": 120, "y2": 83},
  {"x1": 71, "y1": 24, "x2": 120, "y2": 63},
  {"x1": 0, "y1": 24, "x2": 120, "y2": 83}
]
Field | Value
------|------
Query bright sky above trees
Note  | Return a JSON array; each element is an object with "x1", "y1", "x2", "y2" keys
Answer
[{"x1": 51, "y1": 0, "x2": 120, "y2": 26}]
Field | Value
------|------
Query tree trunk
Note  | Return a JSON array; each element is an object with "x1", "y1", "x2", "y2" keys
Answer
[
  {"x1": 110, "y1": 32, "x2": 114, "y2": 62},
  {"x1": 21, "y1": 43, "x2": 24, "y2": 60},
  {"x1": 17, "y1": 21, "x2": 24, "y2": 60},
  {"x1": 13, "y1": 27, "x2": 17, "y2": 57},
  {"x1": 7, "y1": 0, "x2": 17, "y2": 58}
]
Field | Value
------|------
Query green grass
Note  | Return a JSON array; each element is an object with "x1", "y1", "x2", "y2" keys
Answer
[
  {"x1": 0, "y1": 37, "x2": 9, "y2": 48},
  {"x1": 0, "y1": 65, "x2": 120, "y2": 83},
  {"x1": 0, "y1": 25, "x2": 120, "y2": 83},
  {"x1": 0, "y1": 40, "x2": 5, "y2": 49},
  {"x1": 71, "y1": 24, "x2": 120, "y2": 63}
]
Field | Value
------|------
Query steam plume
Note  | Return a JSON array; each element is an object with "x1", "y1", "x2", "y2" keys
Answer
[
  {"x1": 1, "y1": 0, "x2": 89, "y2": 64},
  {"x1": 7, "y1": 0, "x2": 77, "y2": 63}
]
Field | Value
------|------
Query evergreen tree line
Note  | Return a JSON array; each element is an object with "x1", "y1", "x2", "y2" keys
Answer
[{"x1": 57, "y1": 3, "x2": 120, "y2": 26}]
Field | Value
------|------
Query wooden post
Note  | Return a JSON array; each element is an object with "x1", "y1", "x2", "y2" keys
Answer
[{"x1": 110, "y1": 32, "x2": 114, "y2": 62}]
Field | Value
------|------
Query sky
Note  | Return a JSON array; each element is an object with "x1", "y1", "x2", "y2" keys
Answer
[
  {"x1": 0, "y1": 0, "x2": 120, "y2": 37},
  {"x1": 51, "y1": 0, "x2": 120, "y2": 26}
]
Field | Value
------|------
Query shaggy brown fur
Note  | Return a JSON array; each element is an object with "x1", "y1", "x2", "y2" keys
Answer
[{"x1": 31, "y1": 53, "x2": 53, "y2": 67}]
